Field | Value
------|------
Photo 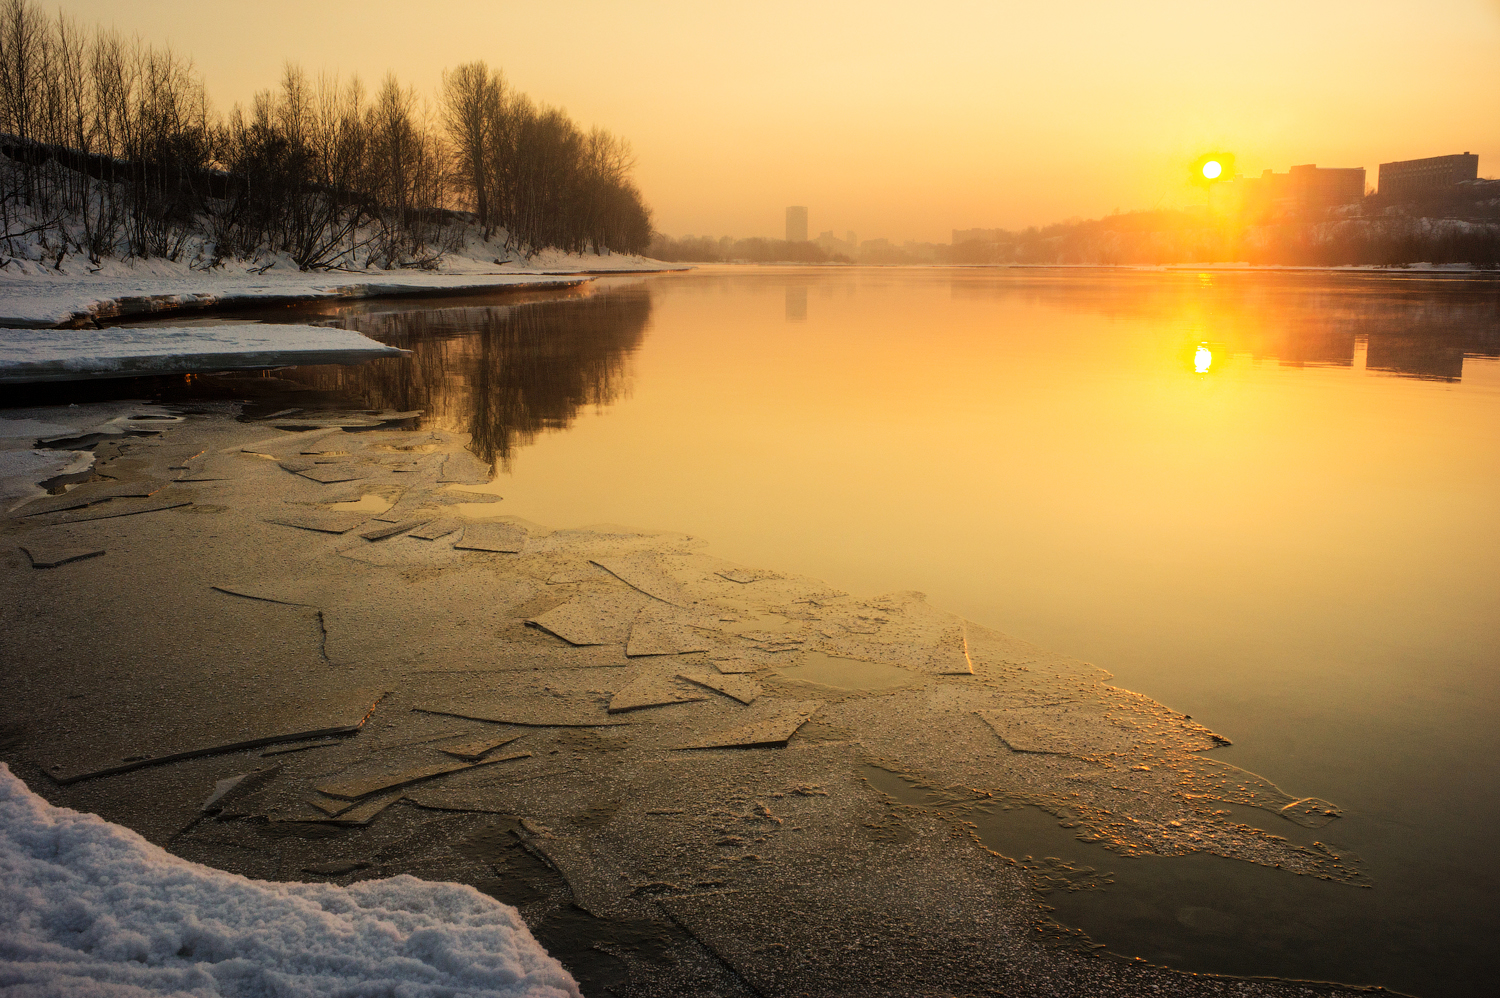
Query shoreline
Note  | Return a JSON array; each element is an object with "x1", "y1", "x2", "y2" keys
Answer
[
  {"x1": 0, "y1": 398, "x2": 1381, "y2": 997},
  {"x1": 0, "y1": 264, "x2": 688, "y2": 329}
]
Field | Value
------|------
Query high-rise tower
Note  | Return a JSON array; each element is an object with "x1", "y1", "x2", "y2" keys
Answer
[{"x1": 785, "y1": 206, "x2": 808, "y2": 243}]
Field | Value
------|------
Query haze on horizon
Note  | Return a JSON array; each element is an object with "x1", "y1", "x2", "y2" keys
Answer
[{"x1": 53, "y1": 0, "x2": 1500, "y2": 244}]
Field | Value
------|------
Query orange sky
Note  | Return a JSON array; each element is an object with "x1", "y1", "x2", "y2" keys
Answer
[{"x1": 58, "y1": 0, "x2": 1500, "y2": 242}]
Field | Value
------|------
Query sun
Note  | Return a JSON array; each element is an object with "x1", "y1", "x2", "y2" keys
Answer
[{"x1": 1201, "y1": 160, "x2": 1223, "y2": 180}]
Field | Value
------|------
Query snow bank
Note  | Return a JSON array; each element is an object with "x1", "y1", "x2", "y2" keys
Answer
[
  {"x1": 0, "y1": 763, "x2": 581, "y2": 997},
  {"x1": 0, "y1": 325, "x2": 405, "y2": 383},
  {"x1": 0, "y1": 253, "x2": 675, "y2": 328}
]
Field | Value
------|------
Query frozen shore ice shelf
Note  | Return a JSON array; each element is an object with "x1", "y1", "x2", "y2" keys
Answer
[{"x1": 0, "y1": 324, "x2": 407, "y2": 383}]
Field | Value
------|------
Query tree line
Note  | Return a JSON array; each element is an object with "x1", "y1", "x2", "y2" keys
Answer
[
  {"x1": 0, "y1": 0, "x2": 652, "y2": 269},
  {"x1": 944, "y1": 210, "x2": 1500, "y2": 268}
]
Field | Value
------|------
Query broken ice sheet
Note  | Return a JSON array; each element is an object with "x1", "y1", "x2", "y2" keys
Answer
[
  {"x1": 453, "y1": 521, "x2": 526, "y2": 553},
  {"x1": 239, "y1": 427, "x2": 342, "y2": 459},
  {"x1": 608, "y1": 673, "x2": 709, "y2": 713},
  {"x1": 527, "y1": 590, "x2": 647, "y2": 646},
  {"x1": 440, "y1": 734, "x2": 524, "y2": 761},
  {"x1": 296, "y1": 465, "x2": 364, "y2": 484},
  {"x1": 316, "y1": 752, "x2": 531, "y2": 800},
  {"x1": 28, "y1": 496, "x2": 191, "y2": 524},
  {"x1": 42, "y1": 685, "x2": 384, "y2": 785},
  {"x1": 809, "y1": 596, "x2": 974, "y2": 676},
  {"x1": 260, "y1": 740, "x2": 339, "y2": 757},
  {"x1": 626, "y1": 603, "x2": 716, "y2": 657},
  {"x1": 675, "y1": 699, "x2": 823, "y2": 749},
  {"x1": 974, "y1": 709, "x2": 1074, "y2": 754},
  {"x1": 19, "y1": 543, "x2": 105, "y2": 569},
  {"x1": 546, "y1": 563, "x2": 607, "y2": 585},
  {"x1": 306, "y1": 794, "x2": 355, "y2": 817},
  {"x1": 264, "y1": 510, "x2": 368, "y2": 534},
  {"x1": 272, "y1": 790, "x2": 406, "y2": 826},
  {"x1": 212, "y1": 582, "x2": 318, "y2": 607},
  {"x1": 17, "y1": 478, "x2": 167, "y2": 516},
  {"x1": 591, "y1": 552, "x2": 692, "y2": 607},
  {"x1": 408, "y1": 518, "x2": 463, "y2": 540},
  {"x1": 200, "y1": 764, "x2": 283, "y2": 813},
  {"x1": 359, "y1": 519, "x2": 428, "y2": 541},
  {"x1": 710, "y1": 657, "x2": 764, "y2": 675},
  {"x1": 415, "y1": 700, "x2": 629, "y2": 728},
  {"x1": 677, "y1": 670, "x2": 762, "y2": 705},
  {"x1": 437, "y1": 449, "x2": 492, "y2": 485}
]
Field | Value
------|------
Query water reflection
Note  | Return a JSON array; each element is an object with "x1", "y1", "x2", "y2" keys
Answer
[
  {"x1": 1193, "y1": 344, "x2": 1213, "y2": 374},
  {"x1": 785, "y1": 285, "x2": 808, "y2": 321},
  {"x1": 948, "y1": 269, "x2": 1499, "y2": 381},
  {"x1": 19, "y1": 265, "x2": 1500, "y2": 996},
  {"x1": 276, "y1": 288, "x2": 651, "y2": 468}
]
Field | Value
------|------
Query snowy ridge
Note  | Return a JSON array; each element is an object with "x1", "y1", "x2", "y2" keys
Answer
[{"x1": 0, "y1": 763, "x2": 580, "y2": 997}]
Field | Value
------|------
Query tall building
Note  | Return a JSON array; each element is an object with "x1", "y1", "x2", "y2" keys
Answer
[
  {"x1": 1378, "y1": 153, "x2": 1479, "y2": 198},
  {"x1": 1283, "y1": 165, "x2": 1366, "y2": 208},
  {"x1": 1229, "y1": 165, "x2": 1365, "y2": 213},
  {"x1": 785, "y1": 206, "x2": 808, "y2": 243}
]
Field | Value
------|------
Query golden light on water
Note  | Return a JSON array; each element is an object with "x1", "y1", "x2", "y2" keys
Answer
[
  {"x1": 1201, "y1": 160, "x2": 1223, "y2": 180},
  {"x1": 1194, "y1": 344, "x2": 1214, "y2": 373}
]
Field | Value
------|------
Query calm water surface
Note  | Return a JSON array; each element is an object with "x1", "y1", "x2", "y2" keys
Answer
[{"x1": 117, "y1": 266, "x2": 1500, "y2": 995}]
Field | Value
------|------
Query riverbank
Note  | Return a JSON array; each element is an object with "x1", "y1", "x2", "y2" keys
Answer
[
  {"x1": 0, "y1": 250, "x2": 683, "y2": 328},
  {"x1": 0, "y1": 397, "x2": 1384, "y2": 998}
]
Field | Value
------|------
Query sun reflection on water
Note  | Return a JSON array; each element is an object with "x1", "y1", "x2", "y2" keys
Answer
[{"x1": 1194, "y1": 344, "x2": 1213, "y2": 373}]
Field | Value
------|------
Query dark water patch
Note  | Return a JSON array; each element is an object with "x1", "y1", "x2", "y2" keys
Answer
[
  {"x1": 864, "y1": 764, "x2": 1464, "y2": 996},
  {"x1": 458, "y1": 818, "x2": 681, "y2": 993}
]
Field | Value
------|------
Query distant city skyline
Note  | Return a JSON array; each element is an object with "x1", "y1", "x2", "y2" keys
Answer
[{"x1": 713, "y1": 150, "x2": 1483, "y2": 247}]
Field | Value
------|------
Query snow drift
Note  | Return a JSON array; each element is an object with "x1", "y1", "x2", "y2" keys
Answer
[{"x1": 0, "y1": 763, "x2": 580, "y2": 997}]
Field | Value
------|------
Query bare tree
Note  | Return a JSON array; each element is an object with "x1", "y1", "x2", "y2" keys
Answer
[
  {"x1": 442, "y1": 60, "x2": 502, "y2": 235},
  {"x1": 0, "y1": 3, "x2": 656, "y2": 268}
]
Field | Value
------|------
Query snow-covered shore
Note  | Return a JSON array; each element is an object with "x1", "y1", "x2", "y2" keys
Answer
[
  {"x1": 0, "y1": 763, "x2": 581, "y2": 998},
  {"x1": 0, "y1": 248, "x2": 680, "y2": 328}
]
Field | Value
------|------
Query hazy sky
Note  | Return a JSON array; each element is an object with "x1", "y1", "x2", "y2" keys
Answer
[{"x1": 58, "y1": 0, "x2": 1500, "y2": 242}]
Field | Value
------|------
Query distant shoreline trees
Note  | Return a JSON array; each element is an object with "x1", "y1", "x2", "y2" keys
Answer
[
  {"x1": 938, "y1": 206, "x2": 1500, "y2": 268},
  {"x1": 653, "y1": 196, "x2": 1500, "y2": 268},
  {"x1": 647, "y1": 234, "x2": 850, "y2": 265},
  {"x1": 0, "y1": 0, "x2": 652, "y2": 270}
]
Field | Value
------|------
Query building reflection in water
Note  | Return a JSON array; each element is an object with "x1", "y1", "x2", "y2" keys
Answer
[
  {"x1": 277, "y1": 286, "x2": 651, "y2": 469},
  {"x1": 785, "y1": 285, "x2": 808, "y2": 321},
  {"x1": 949, "y1": 271, "x2": 1499, "y2": 382}
]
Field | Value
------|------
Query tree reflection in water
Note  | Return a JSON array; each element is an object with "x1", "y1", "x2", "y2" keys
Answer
[{"x1": 278, "y1": 287, "x2": 651, "y2": 469}]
